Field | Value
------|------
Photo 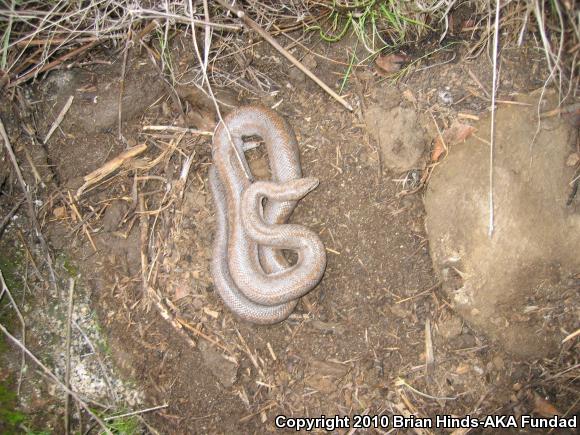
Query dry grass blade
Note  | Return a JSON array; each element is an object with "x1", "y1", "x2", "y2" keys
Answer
[
  {"x1": 64, "y1": 278, "x2": 75, "y2": 435},
  {"x1": 0, "y1": 116, "x2": 56, "y2": 287},
  {"x1": 488, "y1": 0, "x2": 501, "y2": 238},
  {"x1": 44, "y1": 95, "x2": 74, "y2": 144},
  {"x1": 0, "y1": 270, "x2": 26, "y2": 395},
  {"x1": 214, "y1": 0, "x2": 353, "y2": 111},
  {"x1": 0, "y1": 323, "x2": 112, "y2": 435}
]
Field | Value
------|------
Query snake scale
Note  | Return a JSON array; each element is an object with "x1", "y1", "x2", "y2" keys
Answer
[{"x1": 209, "y1": 105, "x2": 327, "y2": 324}]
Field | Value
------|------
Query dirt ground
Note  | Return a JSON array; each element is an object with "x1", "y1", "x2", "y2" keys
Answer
[{"x1": 1, "y1": 27, "x2": 579, "y2": 434}]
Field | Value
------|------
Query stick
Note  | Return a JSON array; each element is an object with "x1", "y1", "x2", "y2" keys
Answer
[
  {"x1": 64, "y1": 278, "x2": 75, "y2": 435},
  {"x1": 0, "y1": 270, "x2": 26, "y2": 395},
  {"x1": 9, "y1": 39, "x2": 101, "y2": 88},
  {"x1": 214, "y1": 0, "x2": 353, "y2": 112},
  {"x1": 138, "y1": 195, "x2": 197, "y2": 349},
  {"x1": 0, "y1": 323, "x2": 112, "y2": 434},
  {"x1": 0, "y1": 116, "x2": 56, "y2": 286},
  {"x1": 142, "y1": 125, "x2": 212, "y2": 135},
  {"x1": 44, "y1": 95, "x2": 74, "y2": 144},
  {"x1": 0, "y1": 196, "x2": 24, "y2": 235},
  {"x1": 187, "y1": 0, "x2": 250, "y2": 181},
  {"x1": 76, "y1": 143, "x2": 147, "y2": 198},
  {"x1": 104, "y1": 404, "x2": 168, "y2": 421},
  {"x1": 488, "y1": 0, "x2": 501, "y2": 238}
]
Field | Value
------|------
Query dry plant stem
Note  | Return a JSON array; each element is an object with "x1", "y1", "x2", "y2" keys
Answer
[
  {"x1": 64, "y1": 278, "x2": 75, "y2": 435},
  {"x1": 562, "y1": 328, "x2": 580, "y2": 343},
  {"x1": 118, "y1": 28, "x2": 131, "y2": 141},
  {"x1": 67, "y1": 191, "x2": 97, "y2": 251},
  {"x1": 44, "y1": 95, "x2": 74, "y2": 144},
  {"x1": 0, "y1": 323, "x2": 112, "y2": 434},
  {"x1": 138, "y1": 195, "x2": 197, "y2": 349},
  {"x1": 76, "y1": 143, "x2": 147, "y2": 198},
  {"x1": 187, "y1": 0, "x2": 249, "y2": 181},
  {"x1": 0, "y1": 116, "x2": 56, "y2": 287},
  {"x1": 19, "y1": 140, "x2": 44, "y2": 187},
  {"x1": 9, "y1": 39, "x2": 100, "y2": 88},
  {"x1": 0, "y1": 270, "x2": 26, "y2": 395},
  {"x1": 202, "y1": 0, "x2": 211, "y2": 85},
  {"x1": 424, "y1": 318, "x2": 434, "y2": 366},
  {"x1": 488, "y1": 0, "x2": 501, "y2": 238},
  {"x1": 104, "y1": 404, "x2": 168, "y2": 421},
  {"x1": 140, "y1": 42, "x2": 186, "y2": 122},
  {"x1": 215, "y1": 0, "x2": 353, "y2": 112},
  {"x1": 72, "y1": 320, "x2": 117, "y2": 402},
  {"x1": 176, "y1": 317, "x2": 233, "y2": 356},
  {"x1": 143, "y1": 125, "x2": 212, "y2": 135},
  {"x1": 0, "y1": 196, "x2": 24, "y2": 235}
]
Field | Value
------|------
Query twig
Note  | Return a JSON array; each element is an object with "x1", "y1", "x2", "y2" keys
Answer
[
  {"x1": 562, "y1": 328, "x2": 580, "y2": 343},
  {"x1": 142, "y1": 125, "x2": 212, "y2": 135},
  {"x1": 138, "y1": 194, "x2": 197, "y2": 349},
  {"x1": 75, "y1": 143, "x2": 147, "y2": 198},
  {"x1": 19, "y1": 140, "x2": 44, "y2": 187},
  {"x1": 64, "y1": 278, "x2": 75, "y2": 435},
  {"x1": 118, "y1": 22, "x2": 133, "y2": 141},
  {"x1": 214, "y1": 0, "x2": 353, "y2": 112},
  {"x1": 44, "y1": 95, "x2": 74, "y2": 144},
  {"x1": 488, "y1": 0, "x2": 501, "y2": 238},
  {"x1": 0, "y1": 270, "x2": 26, "y2": 395},
  {"x1": 9, "y1": 39, "x2": 100, "y2": 88},
  {"x1": 0, "y1": 196, "x2": 24, "y2": 236},
  {"x1": 424, "y1": 318, "x2": 434, "y2": 366},
  {"x1": 0, "y1": 116, "x2": 56, "y2": 287},
  {"x1": 0, "y1": 323, "x2": 112, "y2": 434},
  {"x1": 104, "y1": 404, "x2": 168, "y2": 421},
  {"x1": 395, "y1": 378, "x2": 457, "y2": 401},
  {"x1": 187, "y1": 0, "x2": 250, "y2": 181},
  {"x1": 72, "y1": 320, "x2": 117, "y2": 402},
  {"x1": 176, "y1": 317, "x2": 233, "y2": 356}
]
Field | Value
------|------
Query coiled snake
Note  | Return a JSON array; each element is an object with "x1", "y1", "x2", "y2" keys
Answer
[{"x1": 209, "y1": 106, "x2": 327, "y2": 324}]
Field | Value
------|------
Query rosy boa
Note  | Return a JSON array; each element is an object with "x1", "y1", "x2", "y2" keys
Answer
[{"x1": 208, "y1": 105, "x2": 327, "y2": 324}]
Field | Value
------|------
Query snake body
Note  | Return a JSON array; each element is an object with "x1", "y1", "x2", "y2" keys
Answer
[{"x1": 209, "y1": 105, "x2": 327, "y2": 324}]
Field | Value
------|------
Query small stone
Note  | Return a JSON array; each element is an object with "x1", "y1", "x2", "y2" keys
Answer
[{"x1": 566, "y1": 152, "x2": 579, "y2": 167}]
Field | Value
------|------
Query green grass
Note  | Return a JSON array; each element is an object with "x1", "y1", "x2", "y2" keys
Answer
[
  {"x1": 307, "y1": 0, "x2": 435, "y2": 90},
  {"x1": 106, "y1": 415, "x2": 140, "y2": 434},
  {"x1": 308, "y1": 0, "x2": 432, "y2": 53},
  {"x1": 0, "y1": 376, "x2": 25, "y2": 434}
]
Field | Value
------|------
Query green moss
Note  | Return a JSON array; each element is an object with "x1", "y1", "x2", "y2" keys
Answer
[
  {"x1": 55, "y1": 252, "x2": 79, "y2": 278},
  {"x1": 107, "y1": 415, "x2": 140, "y2": 434},
  {"x1": 0, "y1": 382, "x2": 25, "y2": 433}
]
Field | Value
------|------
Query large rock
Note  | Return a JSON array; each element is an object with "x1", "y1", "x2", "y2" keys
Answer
[{"x1": 425, "y1": 94, "x2": 580, "y2": 359}]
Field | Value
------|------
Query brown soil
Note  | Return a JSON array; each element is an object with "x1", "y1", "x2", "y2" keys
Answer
[{"x1": 2, "y1": 31, "x2": 578, "y2": 434}]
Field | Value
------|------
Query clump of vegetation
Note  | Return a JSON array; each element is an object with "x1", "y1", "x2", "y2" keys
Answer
[
  {"x1": 0, "y1": 1, "x2": 577, "y2": 92},
  {"x1": 0, "y1": 380, "x2": 26, "y2": 433}
]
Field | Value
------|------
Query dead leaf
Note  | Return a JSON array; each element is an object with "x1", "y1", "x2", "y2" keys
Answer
[
  {"x1": 52, "y1": 206, "x2": 67, "y2": 219},
  {"x1": 446, "y1": 121, "x2": 477, "y2": 144},
  {"x1": 431, "y1": 135, "x2": 447, "y2": 162},
  {"x1": 431, "y1": 121, "x2": 476, "y2": 162},
  {"x1": 532, "y1": 392, "x2": 562, "y2": 417},
  {"x1": 402, "y1": 89, "x2": 416, "y2": 104},
  {"x1": 375, "y1": 54, "x2": 410, "y2": 76}
]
